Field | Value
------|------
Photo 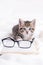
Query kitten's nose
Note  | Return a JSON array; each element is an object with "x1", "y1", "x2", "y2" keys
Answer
[{"x1": 26, "y1": 31, "x2": 28, "y2": 34}]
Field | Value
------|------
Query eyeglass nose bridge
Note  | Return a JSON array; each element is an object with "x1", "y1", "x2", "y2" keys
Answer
[{"x1": 14, "y1": 41, "x2": 19, "y2": 47}]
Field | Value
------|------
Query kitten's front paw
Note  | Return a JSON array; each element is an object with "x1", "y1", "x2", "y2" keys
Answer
[{"x1": 16, "y1": 36, "x2": 23, "y2": 41}]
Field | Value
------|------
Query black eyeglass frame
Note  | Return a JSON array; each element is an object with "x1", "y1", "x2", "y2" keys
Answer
[{"x1": 2, "y1": 37, "x2": 35, "y2": 49}]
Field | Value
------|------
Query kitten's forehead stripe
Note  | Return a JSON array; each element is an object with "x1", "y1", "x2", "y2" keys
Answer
[{"x1": 25, "y1": 21, "x2": 31, "y2": 27}]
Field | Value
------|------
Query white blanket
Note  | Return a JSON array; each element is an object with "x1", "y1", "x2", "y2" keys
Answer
[{"x1": 0, "y1": 0, "x2": 43, "y2": 65}]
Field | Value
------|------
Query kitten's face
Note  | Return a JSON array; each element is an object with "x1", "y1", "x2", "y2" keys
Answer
[{"x1": 19, "y1": 19, "x2": 36, "y2": 40}]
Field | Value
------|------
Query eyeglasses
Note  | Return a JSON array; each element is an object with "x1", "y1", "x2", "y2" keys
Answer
[{"x1": 2, "y1": 37, "x2": 35, "y2": 49}]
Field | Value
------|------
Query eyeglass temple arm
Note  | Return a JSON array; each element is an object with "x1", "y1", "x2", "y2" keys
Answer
[
  {"x1": 30, "y1": 38, "x2": 35, "y2": 44},
  {"x1": 2, "y1": 37, "x2": 15, "y2": 42}
]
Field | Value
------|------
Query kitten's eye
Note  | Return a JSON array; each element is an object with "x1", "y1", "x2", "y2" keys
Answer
[
  {"x1": 32, "y1": 28, "x2": 34, "y2": 30},
  {"x1": 20, "y1": 28, "x2": 26, "y2": 30},
  {"x1": 20, "y1": 28, "x2": 23, "y2": 30},
  {"x1": 29, "y1": 28, "x2": 34, "y2": 31},
  {"x1": 30, "y1": 28, "x2": 34, "y2": 33},
  {"x1": 29, "y1": 28, "x2": 31, "y2": 30},
  {"x1": 20, "y1": 28, "x2": 24, "y2": 32},
  {"x1": 23, "y1": 28, "x2": 26, "y2": 30},
  {"x1": 20, "y1": 28, "x2": 26, "y2": 32}
]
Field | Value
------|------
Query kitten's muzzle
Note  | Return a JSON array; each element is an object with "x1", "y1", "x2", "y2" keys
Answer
[{"x1": 26, "y1": 31, "x2": 28, "y2": 34}]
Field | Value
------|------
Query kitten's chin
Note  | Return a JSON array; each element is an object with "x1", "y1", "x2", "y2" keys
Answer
[
  {"x1": 23, "y1": 33, "x2": 34, "y2": 41},
  {"x1": 23, "y1": 35, "x2": 33, "y2": 41},
  {"x1": 23, "y1": 37, "x2": 31, "y2": 41},
  {"x1": 16, "y1": 37, "x2": 23, "y2": 41}
]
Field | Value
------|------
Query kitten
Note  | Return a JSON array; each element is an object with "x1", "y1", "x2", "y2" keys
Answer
[{"x1": 12, "y1": 19, "x2": 36, "y2": 41}]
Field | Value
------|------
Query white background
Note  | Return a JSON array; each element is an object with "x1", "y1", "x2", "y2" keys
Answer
[{"x1": 0, "y1": 0, "x2": 43, "y2": 65}]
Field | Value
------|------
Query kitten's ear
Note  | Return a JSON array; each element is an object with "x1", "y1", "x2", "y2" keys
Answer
[
  {"x1": 31, "y1": 19, "x2": 36, "y2": 27},
  {"x1": 19, "y1": 18, "x2": 24, "y2": 27}
]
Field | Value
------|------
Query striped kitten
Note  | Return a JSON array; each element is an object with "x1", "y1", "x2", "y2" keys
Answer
[{"x1": 12, "y1": 19, "x2": 36, "y2": 41}]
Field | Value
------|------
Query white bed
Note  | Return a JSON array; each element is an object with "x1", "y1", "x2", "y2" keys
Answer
[{"x1": 0, "y1": 0, "x2": 43, "y2": 65}]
